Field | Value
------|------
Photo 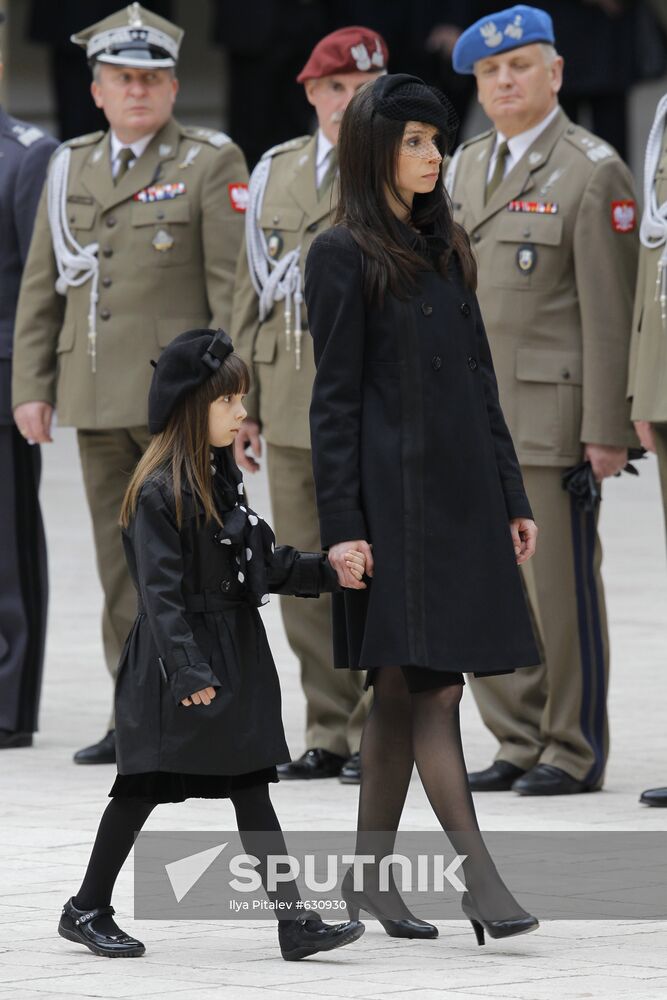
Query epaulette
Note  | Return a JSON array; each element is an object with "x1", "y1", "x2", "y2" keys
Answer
[
  {"x1": 260, "y1": 135, "x2": 310, "y2": 161},
  {"x1": 562, "y1": 124, "x2": 616, "y2": 165},
  {"x1": 182, "y1": 126, "x2": 231, "y2": 149},
  {"x1": 58, "y1": 131, "x2": 105, "y2": 152},
  {"x1": 9, "y1": 122, "x2": 46, "y2": 148}
]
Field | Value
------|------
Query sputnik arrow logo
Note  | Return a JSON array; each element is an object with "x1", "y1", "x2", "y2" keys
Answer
[{"x1": 165, "y1": 842, "x2": 228, "y2": 903}]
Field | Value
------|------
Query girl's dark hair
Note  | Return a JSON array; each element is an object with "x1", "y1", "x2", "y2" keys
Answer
[
  {"x1": 120, "y1": 352, "x2": 250, "y2": 529},
  {"x1": 334, "y1": 80, "x2": 477, "y2": 304}
]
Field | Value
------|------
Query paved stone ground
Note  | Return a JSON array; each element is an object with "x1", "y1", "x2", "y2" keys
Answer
[{"x1": 1, "y1": 426, "x2": 666, "y2": 1000}]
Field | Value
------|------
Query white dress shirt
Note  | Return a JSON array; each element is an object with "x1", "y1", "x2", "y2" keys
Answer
[
  {"x1": 315, "y1": 130, "x2": 334, "y2": 189},
  {"x1": 486, "y1": 104, "x2": 561, "y2": 183},
  {"x1": 110, "y1": 131, "x2": 156, "y2": 178}
]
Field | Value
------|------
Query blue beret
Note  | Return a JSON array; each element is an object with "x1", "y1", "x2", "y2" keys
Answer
[{"x1": 452, "y1": 5, "x2": 555, "y2": 75}]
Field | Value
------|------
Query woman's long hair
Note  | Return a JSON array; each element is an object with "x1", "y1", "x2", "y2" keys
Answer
[
  {"x1": 335, "y1": 81, "x2": 477, "y2": 305},
  {"x1": 119, "y1": 353, "x2": 250, "y2": 530}
]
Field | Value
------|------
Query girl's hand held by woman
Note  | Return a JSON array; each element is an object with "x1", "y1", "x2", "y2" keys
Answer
[{"x1": 181, "y1": 686, "x2": 217, "y2": 708}]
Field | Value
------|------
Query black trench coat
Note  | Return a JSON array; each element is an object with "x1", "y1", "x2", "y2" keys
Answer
[
  {"x1": 305, "y1": 225, "x2": 541, "y2": 676},
  {"x1": 115, "y1": 467, "x2": 338, "y2": 776}
]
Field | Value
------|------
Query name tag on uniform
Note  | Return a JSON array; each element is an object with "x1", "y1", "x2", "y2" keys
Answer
[
  {"x1": 508, "y1": 200, "x2": 558, "y2": 215},
  {"x1": 133, "y1": 182, "x2": 186, "y2": 203}
]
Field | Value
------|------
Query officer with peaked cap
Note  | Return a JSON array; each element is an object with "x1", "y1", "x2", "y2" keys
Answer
[
  {"x1": 231, "y1": 26, "x2": 389, "y2": 784},
  {"x1": 0, "y1": 13, "x2": 58, "y2": 750},
  {"x1": 12, "y1": 2, "x2": 248, "y2": 764},
  {"x1": 447, "y1": 5, "x2": 638, "y2": 795},
  {"x1": 629, "y1": 92, "x2": 667, "y2": 809}
]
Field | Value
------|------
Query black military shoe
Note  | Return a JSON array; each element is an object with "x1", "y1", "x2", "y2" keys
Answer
[
  {"x1": 512, "y1": 764, "x2": 597, "y2": 796},
  {"x1": 0, "y1": 729, "x2": 33, "y2": 749},
  {"x1": 277, "y1": 748, "x2": 346, "y2": 780},
  {"x1": 639, "y1": 787, "x2": 667, "y2": 807},
  {"x1": 73, "y1": 730, "x2": 116, "y2": 765},
  {"x1": 468, "y1": 760, "x2": 526, "y2": 791},
  {"x1": 58, "y1": 898, "x2": 145, "y2": 957},
  {"x1": 339, "y1": 752, "x2": 361, "y2": 784},
  {"x1": 278, "y1": 910, "x2": 364, "y2": 961}
]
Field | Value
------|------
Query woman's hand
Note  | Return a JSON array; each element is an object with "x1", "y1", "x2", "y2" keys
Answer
[
  {"x1": 510, "y1": 518, "x2": 537, "y2": 565},
  {"x1": 328, "y1": 541, "x2": 374, "y2": 589},
  {"x1": 181, "y1": 686, "x2": 217, "y2": 707}
]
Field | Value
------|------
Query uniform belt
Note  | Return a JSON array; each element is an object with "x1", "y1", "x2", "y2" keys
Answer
[{"x1": 137, "y1": 592, "x2": 248, "y2": 615}]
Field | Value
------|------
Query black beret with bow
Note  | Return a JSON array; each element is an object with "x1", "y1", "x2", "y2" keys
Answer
[{"x1": 148, "y1": 328, "x2": 234, "y2": 434}]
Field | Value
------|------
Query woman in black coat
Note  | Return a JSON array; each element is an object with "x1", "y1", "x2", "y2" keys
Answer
[
  {"x1": 57, "y1": 329, "x2": 366, "y2": 963},
  {"x1": 305, "y1": 75, "x2": 541, "y2": 944}
]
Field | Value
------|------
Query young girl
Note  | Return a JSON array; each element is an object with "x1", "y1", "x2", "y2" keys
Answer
[
  {"x1": 58, "y1": 328, "x2": 365, "y2": 962},
  {"x1": 305, "y1": 74, "x2": 541, "y2": 944}
]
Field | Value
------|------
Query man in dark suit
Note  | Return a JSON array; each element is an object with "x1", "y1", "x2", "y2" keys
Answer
[{"x1": 0, "y1": 24, "x2": 57, "y2": 748}]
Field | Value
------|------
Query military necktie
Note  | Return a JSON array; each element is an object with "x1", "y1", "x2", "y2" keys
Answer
[
  {"x1": 485, "y1": 140, "x2": 510, "y2": 204},
  {"x1": 114, "y1": 146, "x2": 136, "y2": 184},
  {"x1": 318, "y1": 147, "x2": 338, "y2": 195}
]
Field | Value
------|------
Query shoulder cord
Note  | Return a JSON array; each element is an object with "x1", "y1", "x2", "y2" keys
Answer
[
  {"x1": 639, "y1": 93, "x2": 667, "y2": 328},
  {"x1": 245, "y1": 156, "x2": 304, "y2": 370},
  {"x1": 47, "y1": 146, "x2": 100, "y2": 371}
]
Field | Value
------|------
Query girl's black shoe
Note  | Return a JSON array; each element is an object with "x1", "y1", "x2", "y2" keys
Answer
[
  {"x1": 278, "y1": 911, "x2": 365, "y2": 961},
  {"x1": 58, "y1": 897, "x2": 145, "y2": 957},
  {"x1": 341, "y1": 870, "x2": 438, "y2": 939},
  {"x1": 461, "y1": 892, "x2": 539, "y2": 945}
]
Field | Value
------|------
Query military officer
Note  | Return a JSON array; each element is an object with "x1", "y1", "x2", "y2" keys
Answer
[
  {"x1": 629, "y1": 93, "x2": 667, "y2": 809},
  {"x1": 0, "y1": 19, "x2": 58, "y2": 750},
  {"x1": 448, "y1": 5, "x2": 638, "y2": 795},
  {"x1": 12, "y1": 3, "x2": 248, "y2": 764},
  {"x1": 231, "y1": 26, "x2": 388, "y2": 783}
]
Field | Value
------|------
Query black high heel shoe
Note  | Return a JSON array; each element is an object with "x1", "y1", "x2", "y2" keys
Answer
[
  {"x1": 58, "y1": 897, "x2": 145, "y2": 957},
  {"x1": 278, "y1": 910, "x2": 365, "y2": 961},
  {"x1": 341, "y1": 869, "x2": 438, "y2": 939},
  {"x1": 461, "y1": 892, "x2": 539, "y2": 945}
]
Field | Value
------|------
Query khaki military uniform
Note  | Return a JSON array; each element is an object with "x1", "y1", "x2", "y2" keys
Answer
[
  {"x1": 629, "y1": 116, "x2": 667, "y2": 544},
  {"x1": 231, "y1": 133, "x2": 369, "y2": 758},
  {"x1": 13, "y1": 117, "x2": 248, "y2": 727},
  {"x1": 449, "y1": 108, "x2": 638, "y2": 786}
]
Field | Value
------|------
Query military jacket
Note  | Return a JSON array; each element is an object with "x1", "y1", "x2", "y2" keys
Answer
[
  {"x1": 231, "y1": 133, "x2": 336, "y2": 450},
  {"x1": 628, "y1": 120, "x2": 667, "y2": 422},
  {"x1": 449, "y1": 108, "x2": 638, "y2": 467},
  {"x1": 12, "y1": 117, "x2": 248, "y2": 429}
]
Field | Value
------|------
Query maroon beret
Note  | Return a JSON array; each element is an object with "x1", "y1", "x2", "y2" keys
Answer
[{"x1": 296, "y1": 25, "x2": 389, "y2": 84}]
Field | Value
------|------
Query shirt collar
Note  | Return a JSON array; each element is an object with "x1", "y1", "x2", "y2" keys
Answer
[
  {"x1": 316, "y1": 129, "x2": 334, "y2": 168},
  {"x1": 496, "y1": 104, "x2": 560, "y2": 164},
  {"x1": 110, "y1": 130, "x2": 156, "y2": 164}
]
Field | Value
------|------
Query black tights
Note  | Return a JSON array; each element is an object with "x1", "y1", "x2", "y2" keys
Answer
[
  {"x1": 356, "y1": 668, "x2": 528, "y2": 921},
  {"x1": 74, "y1": 783, "x2": 301, "y2": 933}
]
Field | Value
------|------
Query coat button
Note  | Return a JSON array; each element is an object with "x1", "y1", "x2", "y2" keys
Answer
[
  {"x1": 421, "y1": 302, "x2": 433, "y2": 316},
  {"x1": 100, "y1": 308, "x2": 111, "y2": 320},
  {"x1": 467, "y1": 356, "x2": 478, "y2": 371},
  {"x1": 432, "y1": 355, "x2": 442, "y2": 371},
  {"x1": 106, "y1": 215, "x2": 117, "y2": 228},
  {"x1": 220, "y1": 580, "x2": 231, "y2": 593},
  {"x1": 460, "y1": 302, "x2": 471, "y2": 317},
  {"x1": 472, "y1": 233, "x2": 481, "y2": 244},
  {"x1": 156, "y1": 211, "x2": 165, "y2": 220},
  {"x1": 102, "y1": 276, "x2": 112, "y2": 288},
  {"x1": 561, "y1": 368, "x2": 571, "y2": 380},
  {"x1": 306, "y1": 222, "x2": 318, "y2": 232},
  {"x1": 102, "y1": 246, "x2": 113, "y2": 258}
]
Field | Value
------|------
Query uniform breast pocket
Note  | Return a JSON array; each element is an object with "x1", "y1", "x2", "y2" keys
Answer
[
  {"x1": 66, "y1": 202, "x2": 97, "y2": 238},
  {"x1": 130, "y1": 199, "x2": 192, "y2": 267},
  {"x1": 258, "y1": 205, "x2": 304, "y2": 261},
  {"x1": 491, "y1": 214, "x2": 563, "y2": 291}
]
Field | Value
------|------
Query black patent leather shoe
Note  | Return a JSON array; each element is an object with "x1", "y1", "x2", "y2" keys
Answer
[
  {"x1": 277, "y1": 748, "x2": 346, "y2": 780},
  {"x1": 639, "y1": 787, "x2": 667, "y2": 807},
  {"x1": 278, "y1": 910, "x2": 364, "y2": 960},
  {"x1": 341, "y1": 870, "x2": 438, "y2": 939},
  {"x1": 461, "y1": 892, "x2": 539, "y2": 945},
  {"x1": 339, "y1": 752, "x2": 361, "y2": 784},
  {"x1": 58, "y1": 898, "x2": 145, "y2": 957},
  {"x1": 468, "y1": 760, "x2": 526, "y2": 791},
  {"x1": 73, "y1": 730, "x2": 116, "y2": 765},
  {"x1": 512, "y1": 763, "x2": 597, "y2": 796},
  {"x1": 0, "y1": 729, "x2": 33, "y2": 749}
]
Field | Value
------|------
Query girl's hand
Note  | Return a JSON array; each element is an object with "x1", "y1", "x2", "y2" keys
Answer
[
  {"x1": 344, "y1": 549, "x2": 366, "y2": 581},
  {"x1": 510, "y1": 518, "x2": 537, "y2": 565},
  {"x1": 181, "y1": 686, "x2": 217, "y2": 707},
  {"x1": 328, "y1": 540, "x2": 374, "y2": 589}
]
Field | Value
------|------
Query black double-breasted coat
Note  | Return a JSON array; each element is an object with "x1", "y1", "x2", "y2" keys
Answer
[
  {"x1": 305, "y1": 225, "x2": 540, "y2": 676},
  {"x1": 115, "y1": 458, "x2": 338, "y2": 777}
]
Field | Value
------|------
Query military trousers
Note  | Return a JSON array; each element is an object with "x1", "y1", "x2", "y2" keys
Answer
[
  {"x1": 469, "y1": 464, "x2": 609, "y2": 787},
  {"x1": 77, "y1": 426, "x2": 152, "y2": 732},
  {"x1": 266, "y1": 443, "x2": 370, "y2": 757},
  {"x1": 0, "y1": 425, "x2": 48, "y2": 733},
  {"x1": 654, "y1": 423, "x2": 667, "y2": 547}
]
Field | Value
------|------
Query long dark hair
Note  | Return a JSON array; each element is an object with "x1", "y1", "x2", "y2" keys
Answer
[
  {"x1": 120, "y1": 353, "x2": 250, "y2": 530},
  {"x1": 335, "y1": 80, "x2": 477, "y2": 305}
]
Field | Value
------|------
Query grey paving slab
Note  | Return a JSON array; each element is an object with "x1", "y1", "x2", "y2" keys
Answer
[{"x1": 1, "y1": 426, "x2": 666, "y2": 1000}]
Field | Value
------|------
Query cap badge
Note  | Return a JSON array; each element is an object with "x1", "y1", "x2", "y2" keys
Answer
[
  {"x1": 505, "y1": 15, "x2": 524, "y2": 40},
  {"x1": 481, "y1": 21, "x2": 503, "y2": 48},
  {"x1": 127, "y1": 3, "x2": 143, "y2": 27}
]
